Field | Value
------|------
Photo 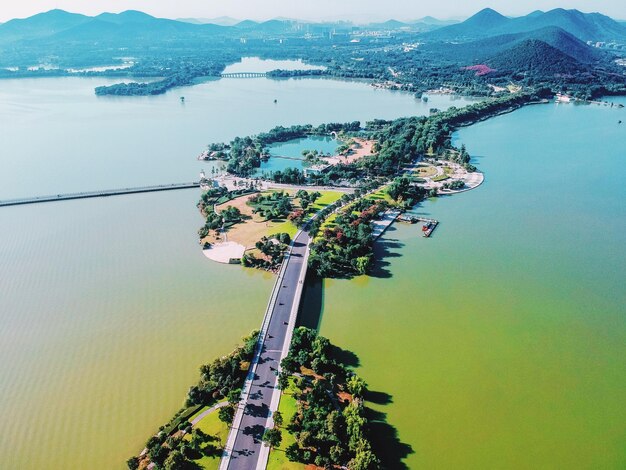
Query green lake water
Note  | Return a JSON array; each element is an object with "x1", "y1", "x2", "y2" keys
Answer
[
  {"x1": 0, "y1": 68, "x2": 471, "y2": 469},
  {"x1": 316, "y1": 99, "x2": 626, "y2": 469}
]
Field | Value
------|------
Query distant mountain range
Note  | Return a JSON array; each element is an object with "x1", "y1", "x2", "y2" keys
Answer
[
  {"x1": 424, "y1": 7, "x2": 626, "y2": 42},
  {"x1": 0, "y1": 9, "x2": 228, "y2": 46},
  {"x1": 0, "y1": 7, "x2": 623, "y2": 77},
  {"x1": 177, "y1": 16, "x2": 241, "y2": 26},
  {"x1": 0, "y1": 9, "x2": 463, "y2": 46},
  {"x1": 3, "y1": 7, "x2": 624, "y2": 47}
]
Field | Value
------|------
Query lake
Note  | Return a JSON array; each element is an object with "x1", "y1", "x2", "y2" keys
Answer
[
  {"x1": 315, "y1": 99, "x2": 626, "y2": 469},
  {"x1": 259, "y1": 135, "x2": 339, "y2": 175},
  {"x1": 0, "y1": 67, "x2": 473, "y2": 469}
]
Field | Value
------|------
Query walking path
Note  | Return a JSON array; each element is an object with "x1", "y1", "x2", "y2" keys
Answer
[{"x1": 190, "y1": 401, "x2": 230, "y2": 427}]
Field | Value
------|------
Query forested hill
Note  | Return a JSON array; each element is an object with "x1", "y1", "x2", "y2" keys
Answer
[
  {"x1": 426, "y1": 26, "x2": 605, "y2": 65},
  {"x1": 425, "y1": 7, "x2": 626, "y2": 42},
  {"x1": 486, "y1": 39, "x2": 590, "y2": 75}
]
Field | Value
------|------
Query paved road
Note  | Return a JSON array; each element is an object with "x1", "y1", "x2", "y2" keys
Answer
[{"x1": 223, "y1": 228, "x2": 312, "y2": 470}]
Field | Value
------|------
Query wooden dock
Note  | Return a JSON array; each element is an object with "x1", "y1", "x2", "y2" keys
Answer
[{"x1": 371, "y1": 210, "x2": 401, "y2": 239}]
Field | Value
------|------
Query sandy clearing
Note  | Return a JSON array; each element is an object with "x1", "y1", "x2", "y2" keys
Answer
[
  {"x1": 326, "y1": 138, "x2": 375, "y2": 165},
  {"x1": 202, "y1": 242, "x2": 246, "y2": 264}
]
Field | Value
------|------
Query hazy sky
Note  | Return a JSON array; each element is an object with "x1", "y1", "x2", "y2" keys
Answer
[{"x1": 1, "y1": 0, "x2": 625, "y2": 23}]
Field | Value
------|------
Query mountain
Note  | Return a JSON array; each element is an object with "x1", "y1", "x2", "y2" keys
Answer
[
  {"x1": 95, "y1": 10, "x2": 157, "y2": 25},
  {"x1": 412, "y1": 16, "x2": 459, "y2": 26},
  {"x1": 424, "y1": 8, "x2": 626, "y2": 42},
  {"x1": 0, "y1": 9, "x2": 227, "y2": 46},
  {"x1": 368, "y1": 19, "x2": 409, "y2": 29},
  {"x1": 486, "y1": 39, "x2": 588, "y2": 75},
  {"x1": 233, "y1": 19, "x2": 296, "y2": 34},
  {"x1": 507, "y1": 8, "x2": 626, "y2": 41},
  {"x1": 422, "y1": 25, "x2": 606, "y2": 73},
  {"x1": 177, "y1": 16, "x2": 241, "y2": 26},
  {"x1": 0, "y1": 9, "x2": 89, "y2": 43},
  {"x1": 468, "y1": 27, "x2": 603, "y2": 64}
]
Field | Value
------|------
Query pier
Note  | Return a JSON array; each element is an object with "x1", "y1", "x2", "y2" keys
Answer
[
  {"x1": 371, "y1": 210, "x2": 402, "y2": 239},
  {"x1": 397, "y1": 215, "x2": 439, "y2": 237},
  {"x1": 220, "y1": 72, "x2": 268, "y2": 78},
  {"x1": 0, "y1": 182, "x2": 200, "y2": 207},
  {"x1": 416, "y1": 217, "x2": 439, "y2": 237}
]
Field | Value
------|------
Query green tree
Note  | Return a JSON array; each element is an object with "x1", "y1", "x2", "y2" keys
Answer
[
  {"x1": 348, "y1": 449, "x2": 380, "y2": 470},
  {"x1": 347, "y1": 375, "x2": 367, "y2": 398},
  {"x1": 218, "y1": 405, "x2": 235, "y2": 424},
  {"x1": 273, "y1": 410, "x2": 283, "y2": 427},
  {"x1": 277, "y1": 371, "x2": 290, "y2": 390},
  {"x1": 126, "y1": 456, "x2": 140, "y2": 470},
  {"x1": 227, "y1": 388, "x2": 241, "y2": 405},
  {"x1": 262, "y1": 427, "x2": 282, "y2": 448},
  {"x1": 164, "y1": 450, "x2": 190, "y2": 470},
  {"x1": 285, "y1": 443, "x2": 301, "y2": 461}
]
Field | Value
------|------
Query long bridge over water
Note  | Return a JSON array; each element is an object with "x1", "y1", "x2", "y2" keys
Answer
[
  {"x1": 220, "y1": 72, "x2": 268, "y2": 78},
  {"x1": 0, "y1": 182, "x2": 200, "y2": 207}
]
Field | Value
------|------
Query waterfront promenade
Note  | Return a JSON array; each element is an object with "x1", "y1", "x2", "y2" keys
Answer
[{"x1": 219, "y1": 226, "x2": 311, "y2": 470}]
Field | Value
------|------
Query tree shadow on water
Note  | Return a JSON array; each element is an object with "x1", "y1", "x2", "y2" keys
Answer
[
  {"x1": 370, "y1": 419, "x2": 414, "y2": 469},
  {"x1": 365, "y1": 389, "x2": 392, "y2": 405},
  {"x1": 370, "y1": 238, "x2": 404, "y2": 279},
  {"x1": 297, "y1": 270, "x2": 324, "y2": 330},
  {"x1": 365, "y1": 405, "x2": 414, "y2": 469},
  {"x1": 329, "y1": 344, "x2": 360, "y2": 368}
]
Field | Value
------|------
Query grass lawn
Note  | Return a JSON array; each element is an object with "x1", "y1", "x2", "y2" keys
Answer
[
  {"x1": 188, "y1": 406, "x2": 209, "y2": 423},
  {"x1": 314, "y1": 213, "x2": 338, "y2": 241},
  {"x1": 185, "y1": 410, "x2": 230, "y2": 470},
  {"x1": 267, "y1": 379, "x2": 305, "y2": 470},
  {"x1": 414, "y1": 165, "x2": 437, "y2": 178},
  {"x1": 366, "y1": 187, "x2": 394, "y2": 205},
  {"x1": 432, "y1": 174, "x2": 450, "y2": 182},
  {"x1": 210, "y1": 190, "x2": 343, "y2": 252},
  {"x1": 268, "y1": 219, "x2": 299, "y2": 239},
  {"x1": 307, "y1": 190, "x2": 343, "y2": 214}
]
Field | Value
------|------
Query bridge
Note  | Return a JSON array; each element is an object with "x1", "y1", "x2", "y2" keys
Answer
[
  {"x1": 0, "y1": 182, "x2": 200, "y2": 207},
  {"x1": 219, "y1": 224, "x2": 312, "y2": 470},
  {"x1": 220, "y1": 72, "x2": 268, "y2": 78}
]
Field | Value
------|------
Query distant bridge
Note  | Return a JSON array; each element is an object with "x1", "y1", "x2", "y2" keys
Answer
[
  {"x1": 220, "y1": 72, "x2": 268, "y2": 78},
  {"x1": 0, "y1": 182, "x2": 201, "y2": 207}
]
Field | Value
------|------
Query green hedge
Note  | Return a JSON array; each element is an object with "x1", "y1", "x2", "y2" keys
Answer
[{"x1": 162, "y1": 404, "x2": 203, "y2": 435}]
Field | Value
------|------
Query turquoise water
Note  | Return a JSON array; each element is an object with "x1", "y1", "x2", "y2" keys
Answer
[
  {"x1": 318, "y1": 99, "x2": 626, "y2": 469},
  {"x1": 0, "y1": 76, "x2": 472, "y2": 200},
  {"x1": 258, "y1": 135, "x2": 338, "y2": 175}
]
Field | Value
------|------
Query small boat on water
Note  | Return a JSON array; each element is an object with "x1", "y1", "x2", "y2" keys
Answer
[{"x1": 422, "y1": 221, "x2": 438, "y2": 238}]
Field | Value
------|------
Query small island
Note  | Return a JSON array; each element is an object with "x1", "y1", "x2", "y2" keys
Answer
[{"x1": 195, "y1": 89, "x2": 551, "y2": 277}]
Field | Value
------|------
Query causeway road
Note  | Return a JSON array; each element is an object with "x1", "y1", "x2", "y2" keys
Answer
[{"x1": 220, "y1": 227, "x2": 312, "y2": 470}]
